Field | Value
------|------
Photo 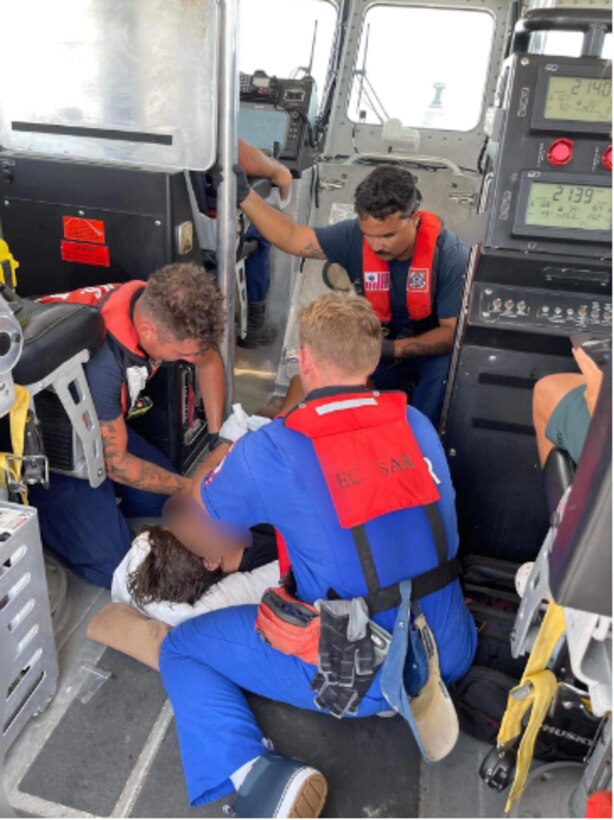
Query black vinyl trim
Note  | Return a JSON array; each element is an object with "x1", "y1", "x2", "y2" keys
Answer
[
  {"x1": 472, "y1": 418, "x2": 535, "y2": 436},
  {"x1": 11, "y1": 121, "x2": 173, "y2": 145},
  {"x1": 478, "y1": 373, "x2": 537, "y2": 390}
]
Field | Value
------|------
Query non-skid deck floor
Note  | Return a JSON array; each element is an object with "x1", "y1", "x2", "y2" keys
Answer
[{"x1": 17, "y1": 647, "x2": 421, "y2": 818}]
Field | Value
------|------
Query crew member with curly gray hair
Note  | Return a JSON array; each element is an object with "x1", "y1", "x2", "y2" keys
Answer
[{"x1": 31, "y1": 263, "x2": 226, "y2": 588}]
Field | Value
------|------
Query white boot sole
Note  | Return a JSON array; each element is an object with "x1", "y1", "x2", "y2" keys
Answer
[{"x1": 276, "y1": 769, "x2": 328, "y2": 818}]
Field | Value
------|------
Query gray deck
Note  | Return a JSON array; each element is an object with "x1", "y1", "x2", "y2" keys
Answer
[{"x1": 3, "y1": 563, "x2": 507, "y2": 819}]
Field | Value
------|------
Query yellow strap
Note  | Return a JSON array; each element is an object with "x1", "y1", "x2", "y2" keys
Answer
[
  {"x1": 0, "y1": 384, "x2": 31, "y2": 504},
  {"x1": 497, "y1": 602, "x2": 566, "y2": 813},
  {"x1": 500, "y1": 670, "x2": 558, "y2": 811},
  {"x1": 0, "y1": 239, "x2": 19, "y2": 288}
]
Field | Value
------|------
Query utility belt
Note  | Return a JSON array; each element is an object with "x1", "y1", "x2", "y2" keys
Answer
[{"x1": 255, "y1": 506, "x2": 459, "y2": 718}]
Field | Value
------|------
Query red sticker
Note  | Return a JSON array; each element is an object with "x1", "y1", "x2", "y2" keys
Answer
[
  {"x1": 63, "y1": 216, "x2": 106, "y2": 244},
  {"x1": 61, "y1": 240, "x2": 110, "y2": 267}
]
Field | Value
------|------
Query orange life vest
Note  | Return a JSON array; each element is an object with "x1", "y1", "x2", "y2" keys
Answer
[{"x1": 362, "y1": 211, "x2": 442, "y2": 324}]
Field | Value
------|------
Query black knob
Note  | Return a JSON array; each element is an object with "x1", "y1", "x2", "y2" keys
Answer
[{"x1": 0, "y1": 332, "x2": 12, "y2": 356}]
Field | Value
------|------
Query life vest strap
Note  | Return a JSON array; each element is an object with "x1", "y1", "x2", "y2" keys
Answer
[
  {"x1": 346, "y1": 500, "x2": 457, "y2": 615},
  {"x1": 358, "y1": 558, "x2": 460, "y2": 615}
]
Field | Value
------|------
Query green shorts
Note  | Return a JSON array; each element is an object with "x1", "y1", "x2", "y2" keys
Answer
[{"x1": 545, "y1": 384, "x2": 591, "y2": 465}]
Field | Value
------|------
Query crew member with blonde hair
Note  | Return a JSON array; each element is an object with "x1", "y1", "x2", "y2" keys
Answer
[{"x1": 159, "y1": 292, "x2": 476, "y2": 818}]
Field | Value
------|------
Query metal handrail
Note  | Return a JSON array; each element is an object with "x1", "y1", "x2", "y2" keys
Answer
[
  {"x1": 346, "y1": 152, "x2": 465, "y2": 176},
  {"x1": 216, "y1": 0, "x2": 239, "y2": 414}
]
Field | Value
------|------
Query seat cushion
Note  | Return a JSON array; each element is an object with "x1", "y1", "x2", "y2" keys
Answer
[{"x1": 13, "y1": 301, "x2": 106, "y2": 384}]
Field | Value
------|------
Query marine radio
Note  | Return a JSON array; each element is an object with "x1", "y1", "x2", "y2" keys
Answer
[{"x1": 239, "y1": 71, "x2": 318, "y2": 176}]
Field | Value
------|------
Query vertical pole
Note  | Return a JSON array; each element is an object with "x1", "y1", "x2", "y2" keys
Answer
[
  {"x1": 216, "y1": 0, "x2": 239, "y2": 415},
  {"x1": 581, "y1": 24, "x2": 606, "y2": 57}
]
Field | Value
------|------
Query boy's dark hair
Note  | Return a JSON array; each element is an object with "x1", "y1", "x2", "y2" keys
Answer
[
  {"x1": 354, "y1": 166, "x2": 420, "y2": 221},
  {"x1": 138, "y1": 263, "x2": 225, "y2": 352},
  {"x1": 128, "y1": 525, "x2": 224, "y2": 607}
]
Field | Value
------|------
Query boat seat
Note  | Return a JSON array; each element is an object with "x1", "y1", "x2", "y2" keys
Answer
[
  {"x1": 542, "y1": 447, "x2": 575, "y2": 518},
  {"x1": 0, "y1": 285, "x2": 107, "y2": 488}
]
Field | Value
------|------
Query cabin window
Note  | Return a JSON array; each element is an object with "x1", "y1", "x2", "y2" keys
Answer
[
  {"x1": 537, "y1": 31, "x2": 612, "y2": 60},
  {"x1": 239, "y1": 0, "x2": 338, "y2": 98},
  {"x1": 348, "y1": 4, "x2": 495, "y2": 131}
]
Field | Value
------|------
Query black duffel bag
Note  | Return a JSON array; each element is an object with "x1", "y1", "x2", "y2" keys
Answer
[{"x1": 450, "y1": 555, "x2": 602, "y2": 762}]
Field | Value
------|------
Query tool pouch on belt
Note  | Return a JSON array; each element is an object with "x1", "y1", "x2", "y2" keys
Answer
[
  {"x1": 255, "y1": 586, "x2": 320, "y2": 666},
  {"x1": 311, "y1": 597, "x2": 391, "y2": 719}
]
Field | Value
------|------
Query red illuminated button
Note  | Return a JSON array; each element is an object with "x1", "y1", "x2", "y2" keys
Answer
[
  {"x1": 547, "y1": 138, "x2": 574, "y2": 166},
  {"x1": 602, "y1": 146, "x2": 612, "y2": 171}
]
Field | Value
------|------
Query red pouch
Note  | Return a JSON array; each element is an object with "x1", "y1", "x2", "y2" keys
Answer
[{"x1": 255, "y1": 587, "x2": 320, "y2": 666}]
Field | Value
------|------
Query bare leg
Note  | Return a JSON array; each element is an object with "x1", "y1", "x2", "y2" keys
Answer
[
  {"x1": 533, "y1": 373, "x2": 585, "y2": 466},
  {"x1": 258, "y1": 375, "x2": 306, "y2": 419}
]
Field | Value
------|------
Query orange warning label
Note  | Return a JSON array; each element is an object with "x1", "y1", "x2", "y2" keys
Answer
[
  {"x1": 63, "y1": 216, "x2": 106, "y2": 244},
  {"x1": 61, "y1": 240, "x2": 110, "y2": 267}
]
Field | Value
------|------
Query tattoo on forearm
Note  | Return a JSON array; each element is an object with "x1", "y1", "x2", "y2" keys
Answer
[
  {"x1": 300, "y1": 242, "x2": 326, "y2": 260},
  {"x1": 101, "y1": 422, "x2": 185, "y2": 494},
  {"x1": 100, "y1": 422, "x2": 121, "y2": 463}
]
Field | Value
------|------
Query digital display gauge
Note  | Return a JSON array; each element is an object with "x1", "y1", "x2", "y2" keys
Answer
[
  {"x1": 544, "y1": 76, "x2": 611, "y2": 123},
  {"x1": 525, "y1": 182, "x2": 611, "y2": 231},
  {"x1": 513, "y1": 173, "x2": 612, "y2": 242}
]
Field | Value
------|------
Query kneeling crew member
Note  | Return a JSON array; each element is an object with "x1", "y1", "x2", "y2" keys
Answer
[
  {"x1": 159, "y1": 292, "x2": 476, "y2": 817},
  {"x1": 236, "y1": 164, "x2": 469, "y2": 426},
  {"x1": 31, "y1": 263, "x2": 225, "y2": 588}
]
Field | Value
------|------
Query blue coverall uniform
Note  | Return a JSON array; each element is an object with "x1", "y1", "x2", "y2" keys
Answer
[
  {"x1": 159, "y1": 391, "x2": 476, "y2": 806},
  {"x1": 314, "y1": 220, "x2": 469, "y2": 425}
]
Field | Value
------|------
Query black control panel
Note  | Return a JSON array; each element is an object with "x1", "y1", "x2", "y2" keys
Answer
[
  {"x1": 485, "y1": 56, "x2": 611, "y2": 258},
  {"x1": 442, "y1": 26, "x2": 612, "y2": 563},
  {"x1": 239, "y1": 71, "x2": 318, "y2": 176},
  {"x1": 473, "y1": 283, "x2": 611, "y2": 334}
]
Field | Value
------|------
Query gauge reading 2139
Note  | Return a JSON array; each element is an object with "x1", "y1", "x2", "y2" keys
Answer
[{"x1": 524, "y1": 182, "x2": 612, "y2": 231}]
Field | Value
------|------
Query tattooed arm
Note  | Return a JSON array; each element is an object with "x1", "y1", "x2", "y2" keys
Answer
[
  {"x1": 100, "y1": 415, "x2": 192, "y2": 495},
  {"x1": 239, "y1": 188, "x2": 326, "y2": 259},
  {"x1": 392, "y1": 317, "x2": 457, "y2": 359}
]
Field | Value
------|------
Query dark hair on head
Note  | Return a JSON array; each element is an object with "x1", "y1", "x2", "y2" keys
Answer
[
  {"x1": 138, "y1": 263, "x2": 225, "y2": 352},
  {"x1": 127, "y1": 525, "x2": 224, "y2": 607},
  {"x1": 354, "y1": 166, "x2": 420, "y2": 220}
]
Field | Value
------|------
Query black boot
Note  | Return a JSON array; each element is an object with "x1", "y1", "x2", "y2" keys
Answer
[{"x1": 237, "y1": 301, "x2": 277, "y2": 348}]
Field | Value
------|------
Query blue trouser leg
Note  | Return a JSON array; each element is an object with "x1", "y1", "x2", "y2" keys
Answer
[
  {"x1": 411, "y1": 354, "x2": 451, "y2": 427},
  {"x1": 372, "y1": 354, "x2": 450, "y2": 427},
  {"x1": 30, "y1": 472, "x2": 133, "y2": 588},
  {"x1": 159, "y1": 605, "x2": 389, "y2": 807},
  {"x1": 244, "y1": 225, "x2": 271, "y2": 303},
  {"x1": 30, "y1": 429, "x2": 177, "y2": 587}
]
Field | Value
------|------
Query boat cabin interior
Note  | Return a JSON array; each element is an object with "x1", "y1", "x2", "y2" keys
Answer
[{"x1": 0, "y1": 0, "x2": 611, "y2": 817}]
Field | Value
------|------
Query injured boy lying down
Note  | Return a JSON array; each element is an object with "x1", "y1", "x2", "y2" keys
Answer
[
  {"x1": 89, "y1": 509, "x2": 280, "y2": 668},
  {"x1": 88, "y1": 403, "x2": 279, "y2": 665},
  {"x1": 111, "y1": 522, "x2": 279, "y2": 627}
]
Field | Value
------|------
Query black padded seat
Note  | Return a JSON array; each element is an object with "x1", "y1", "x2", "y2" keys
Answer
[
  {"x1": 1, "y1": 288, "x2": 106, "y2": 384},
  {"x1": 542, "y1": 447, "x2": 575, "y2": 517}
]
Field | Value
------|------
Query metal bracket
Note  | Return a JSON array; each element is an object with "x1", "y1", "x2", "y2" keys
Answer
[
  {"x1": 511, "y1": 487, "x2": 572, "y2": 658},
  {"x1": 5, "y1": 454, "x2": 49, "y2": 494},
  {"x1": 564, "y1": 609, "x2": 612, "y2": 718}
]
